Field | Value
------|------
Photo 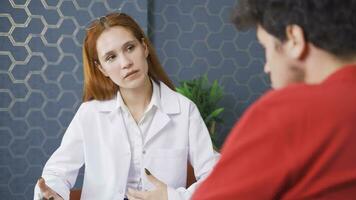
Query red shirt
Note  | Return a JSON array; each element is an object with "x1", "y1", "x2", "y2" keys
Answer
[{"x1": 193, "y1": 65, "x2": 356, "y2": 200}]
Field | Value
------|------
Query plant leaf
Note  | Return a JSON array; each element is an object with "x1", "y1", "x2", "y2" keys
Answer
[{"x1": 205, "y1": 108, "x2": 224, "y2": 124}]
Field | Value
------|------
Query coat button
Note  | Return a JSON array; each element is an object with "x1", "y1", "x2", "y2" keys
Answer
[{"x1": 142, "y1": 150, "x2": 146, "y2": 154}]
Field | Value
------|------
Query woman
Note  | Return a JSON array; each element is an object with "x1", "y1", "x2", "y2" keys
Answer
[{"x1": 34, "y1": 12, "x2": 217, "y2": 200}]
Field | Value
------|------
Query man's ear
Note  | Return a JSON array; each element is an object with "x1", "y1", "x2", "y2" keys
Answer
[
  {"x1": 141, "y1": 38, "x2": 149, "y2": 58},
  {"x1": 95, "y1": 61, "x2": 109, "y2": 77},
  {"x1": 285, "y1": 24, "x2": 307, "y2": 59}
]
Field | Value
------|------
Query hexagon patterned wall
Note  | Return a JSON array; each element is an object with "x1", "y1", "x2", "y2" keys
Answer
[
  {"x1": 149, "y1": 0, "x2": 269, "y2": 143},
  {"x1": 0, "y1": 0, "x2": 268, "y2": 198}
]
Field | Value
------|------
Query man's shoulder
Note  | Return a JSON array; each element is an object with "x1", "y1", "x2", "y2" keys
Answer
[{"x1": 254, "y1": 83, "x2": 313, "y2": 110}]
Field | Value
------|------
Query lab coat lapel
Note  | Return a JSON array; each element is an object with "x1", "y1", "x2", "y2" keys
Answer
[
  {"x1": 108, "y1": 110, "x2": 131, "y2": 152},
  {"x1": 144, "y1": 109, "x2": 171, "y2": 145},
  {"x1": 98, "y1": 98, "x2": 130, "y2": 153},
  {"x1": 106, "y1": 109, "x2": 132, "y2": 185},
  {"x1": 144, "y1": 82, "x2": 180, "y2": 145}
]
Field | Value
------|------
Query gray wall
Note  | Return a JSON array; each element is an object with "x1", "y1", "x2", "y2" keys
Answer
[{"x1": 0, "y1": 0, "x2": 268, "y2": 198}]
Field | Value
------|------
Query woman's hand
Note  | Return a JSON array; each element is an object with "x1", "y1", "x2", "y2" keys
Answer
[
  {"x1": 37, "y1": 177, "x2": 64, "y2": 200},
  {"x1": 127, "y1": 169, "x2": 168, "y2": 200}
]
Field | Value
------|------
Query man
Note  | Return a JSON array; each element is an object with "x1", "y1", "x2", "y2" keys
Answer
[{"x1": 192, "y1": 0, "x2": 356, "y2": 199}]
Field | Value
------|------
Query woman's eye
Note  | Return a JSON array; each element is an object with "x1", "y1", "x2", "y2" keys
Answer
[
  {"x1": 127, "y1": 44, "x2": 135, "y2": 52},
  {"x1": 105, "y1": 55, "x2": 116, "y2": 62}
]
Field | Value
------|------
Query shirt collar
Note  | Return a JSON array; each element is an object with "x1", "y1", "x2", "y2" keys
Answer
[
  {"x1": 147, "y1": 79, "x2": 161, "y2": 111},
  {"x1": 322, "y1": 64, "x2": 356, "y2": 84},
  {"x1": 96, "y1": 80, "x2": 180, "y2": 115},
  {"x1": 114, "y1": 79, "x2": 161, "y2": 113}
]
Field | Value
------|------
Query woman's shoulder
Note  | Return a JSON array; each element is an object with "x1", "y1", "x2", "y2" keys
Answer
[
  {"x1": 159, "y1": 81, "x2": 194, "y2": 106},
  {"x1": 77, "y1": 98, "x2": 117, "y2": 114},
  {"x1": 157, "y1": 81, "x2": 199, "y2": 116}
]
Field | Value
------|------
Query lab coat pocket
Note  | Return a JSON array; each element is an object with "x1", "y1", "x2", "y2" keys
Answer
[{"x1": 145, "y1": 148, "x2": 188, "y2": 188}]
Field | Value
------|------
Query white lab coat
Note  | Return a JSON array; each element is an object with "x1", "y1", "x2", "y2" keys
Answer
[{"x1": 34, "y1": 82, "x2": 218, "y2": 200}]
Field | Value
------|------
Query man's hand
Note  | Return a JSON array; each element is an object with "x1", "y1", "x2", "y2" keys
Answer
[
  {"x1": 37, "y1": 177, "x2": 64, "y2": 200},
  {"x1": 127, "y1": 168, "x2": 168, "y2": 200}
]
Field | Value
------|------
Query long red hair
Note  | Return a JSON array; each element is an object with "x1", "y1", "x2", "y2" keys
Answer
[{"x1": 82, "y1": 13, "x2": 175, "y2": 102}]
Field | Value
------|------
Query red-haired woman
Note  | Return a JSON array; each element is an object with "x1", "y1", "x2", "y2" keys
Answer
[{"x1": 34, "y1": 13, "x2": 217, "y2": 200}]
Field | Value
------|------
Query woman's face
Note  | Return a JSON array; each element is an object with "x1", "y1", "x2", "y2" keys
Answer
[{"x1": 96, "y1": 26, "x2": 149, "y2": 90}]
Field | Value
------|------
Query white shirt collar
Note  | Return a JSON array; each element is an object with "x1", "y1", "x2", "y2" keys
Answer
[
  {"x1": 115, "y1": 79, "x2": 161, "y2": 113},
  {"x1": 96, "y1": 80, "x2": 180, "y2": 115}
]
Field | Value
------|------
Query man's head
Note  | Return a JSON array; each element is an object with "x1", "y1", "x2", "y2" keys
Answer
[{"x1": 232, "y1": 0, "x2": 356, "y2": 89}]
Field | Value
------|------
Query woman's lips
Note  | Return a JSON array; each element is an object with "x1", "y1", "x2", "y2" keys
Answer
[{"x1": 124, "y1": 70, "x2": 139, "y2": 79}]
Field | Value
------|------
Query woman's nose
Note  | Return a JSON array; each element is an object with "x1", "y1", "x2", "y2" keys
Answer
[{"x1": 120, "y1": 54, "x2": 133, "y2": 69}]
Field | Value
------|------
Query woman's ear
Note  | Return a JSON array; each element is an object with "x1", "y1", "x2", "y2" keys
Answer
[
  {"x1": 141, "y1": 38, "x2": 149, "y2": 58},
  {"x1": 285, "y1": 24, "x2": 307, "y2": 60},
  {"x1": 95, "y1": 61, "x2": 109, "y2": 77}
]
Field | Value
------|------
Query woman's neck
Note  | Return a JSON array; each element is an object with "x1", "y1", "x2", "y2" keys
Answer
[{"x1": 120, "y1": 77, "x2": 153, "y2": 122}]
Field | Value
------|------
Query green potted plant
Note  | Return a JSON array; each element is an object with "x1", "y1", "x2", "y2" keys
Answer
[{"x1": 176, "y1": 75, "x2": 224, "y2": 150}]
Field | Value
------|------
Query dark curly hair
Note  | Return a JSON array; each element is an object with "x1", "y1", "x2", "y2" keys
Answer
[{"x1": 232, "y1": 0, "x2": 356, "y2": 58}]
